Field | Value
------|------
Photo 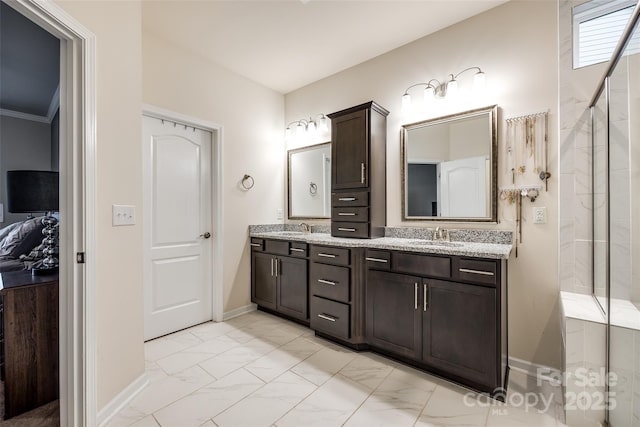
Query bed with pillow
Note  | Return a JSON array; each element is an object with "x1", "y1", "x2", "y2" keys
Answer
[{"x1": 0, "y1": 217, "x2": 47, "y2": 273}]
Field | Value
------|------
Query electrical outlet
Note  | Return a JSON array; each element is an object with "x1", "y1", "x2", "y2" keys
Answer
[
  {"x1": 276, "y1": 208, "x2": 284, "y2": 220},
  {"x1": 112, "y1": 204, "x2": 136, "y2": 226},
  {"x1": 533, "y1": 207, "x2": 547, "y2": 224}
]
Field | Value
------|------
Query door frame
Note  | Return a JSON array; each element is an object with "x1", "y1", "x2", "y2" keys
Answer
[
  {"x1": 4, "y1": 0, "x2": 97, "y2": 425},
  {"x1": 142, "y1": 105, "x2": 224, "y2": 324}
]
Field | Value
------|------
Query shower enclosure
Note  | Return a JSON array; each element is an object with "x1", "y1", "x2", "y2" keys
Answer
[{"x1": 588, "y1": 3, "x2": 640, "y2": 425}]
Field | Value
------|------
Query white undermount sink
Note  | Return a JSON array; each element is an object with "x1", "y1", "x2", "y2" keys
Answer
[{"x1": 409, "y1": 240, "x2": 464, "y2": 248}]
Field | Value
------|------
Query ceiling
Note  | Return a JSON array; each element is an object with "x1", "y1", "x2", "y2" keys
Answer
[
  {"x1": 142, "y1": 0, "x2": 508, "y2": 94},
  {"x1": 0, "y1": 1, "x2": 59, "y2": 117},
  {"x1": 0, "y1": 0, "x2": 507, "y2": 116}
]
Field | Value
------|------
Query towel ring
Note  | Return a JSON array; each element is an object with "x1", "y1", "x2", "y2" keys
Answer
[{"x1": 241, "y1": 174, "x2": 255, "y2": 190}]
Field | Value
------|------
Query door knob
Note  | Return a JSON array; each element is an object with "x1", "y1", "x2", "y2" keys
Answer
[{"x1": 200, "y1": 232, "x2": 211, "y2": 239}]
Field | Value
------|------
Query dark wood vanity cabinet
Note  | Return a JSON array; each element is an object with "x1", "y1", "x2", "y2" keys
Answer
[
  {"x1": 251, "y1": 238, "x2": 308, "y2": 322},
  {"x1": 365, "y1": 250, "x2": 507, "y2": 394},
  {"x1": 328, "y1": 102, "x2": 389, "y2": 238},
  {"x1": 308, "y1": 244, "x2": 366, "y2": 346}
]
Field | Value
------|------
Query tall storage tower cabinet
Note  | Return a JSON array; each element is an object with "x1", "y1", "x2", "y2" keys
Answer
[{"x1": 328, "y1": 101, "x2": 389, "y2": 238}]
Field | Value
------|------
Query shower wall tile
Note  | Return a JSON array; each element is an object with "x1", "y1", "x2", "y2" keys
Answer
[
  {"x1": 574, "y1": 194, "x2": 592, "y2": 241},
  {"x1": 574, "y1": 240, "x2": 593, "y2": 294}
]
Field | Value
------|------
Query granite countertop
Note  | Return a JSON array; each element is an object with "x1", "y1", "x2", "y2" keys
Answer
[{"x1": 249, "y1": 225, "x2": 513, "y2": 260}]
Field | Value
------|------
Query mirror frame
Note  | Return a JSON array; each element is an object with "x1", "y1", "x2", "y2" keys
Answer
[
  {"x1": 401, "y1": 104, "x2": 498, "y2": 222},
  {"x1": 287, "y1": 141, "x2": 331, "y2": 220}
]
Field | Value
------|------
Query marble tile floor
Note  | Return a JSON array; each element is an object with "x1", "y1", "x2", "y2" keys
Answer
[{"x1": 106, "y1": 311, "x2": 566, "y2": 427}]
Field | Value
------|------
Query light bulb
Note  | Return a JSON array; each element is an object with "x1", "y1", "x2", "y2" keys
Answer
[
  {"x1": 447, "y1": 79, "x2": 458, "y2": 97},
  {"x1": 307, "y1": 120, "x2": 316, "y2": 133},
  {"x1": 401, "y1": 93, "x2": 412, "y2": 112},
  {"x1": 296, "y1": 122, "x2": 305, "y2": 134},
  {"x1": 473, "y1": 71, "x2": 486, "y2": 92},
  {"x1": 319, "y1": 115, "x2": 329, "y2": 132},
  {"x1": 423, "y1": 86, "x2": 435, "y2": 103}
]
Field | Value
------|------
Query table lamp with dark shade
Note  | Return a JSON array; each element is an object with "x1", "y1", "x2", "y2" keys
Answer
[{"x1": 6, "y1": 170, "x2": 59, "y2": 276}]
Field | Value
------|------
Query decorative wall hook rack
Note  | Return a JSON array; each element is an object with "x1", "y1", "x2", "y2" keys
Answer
[
  {"x1": 505, "y1": 110, "x2": 550, "y2": 191},
  {"x1": 499, "y1": 184, "x2": 542, "y2": 257}
]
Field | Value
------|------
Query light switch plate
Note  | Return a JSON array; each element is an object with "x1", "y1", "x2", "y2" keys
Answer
[
  {"x1": 276, "y1": 208, "x2": 284, "y2": 220},
  {"x1": 533, "y1": 207, "x2": 547, "y2": 224},
  {"x1": 112, "y1": 204, "x2": 136, "y2": 226}
]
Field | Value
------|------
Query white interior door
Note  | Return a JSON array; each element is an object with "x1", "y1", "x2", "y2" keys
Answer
[
  {"x1": 440, "y1": 155, "x2": 487, "y2": 217},
  {"x1": 143, "y1": 115, "x2": 213, "y2": 340}
]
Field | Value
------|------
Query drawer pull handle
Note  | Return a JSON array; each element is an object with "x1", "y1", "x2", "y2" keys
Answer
[
  {"x1": 365, "y1": 257, "x2": 388, "y2": 263},
  {"x1": 318, "y1": 279, "x2": 336, "y2": 286},
  {"x1": 338, "y1": 197, "x2": 356, "y2": 201},
  {"x1": 270, "y1": 258, "x2": 274, "y2": 277},
  {"x1": 338, "y1": 227, "x2": 356, "y2": 232},
  {"x1": 317, "y1": 313, "x2": 337, "y2": 322},
  {"x1": 424, "y1": 283, "x2": 428, "y2": 311},
  {"x1": 290, "y1": 248, "x2": 306, "y2": 252},
  {"x1": 459, "y1": 268, "x2": 494, "y2": 276},
  {"x1": 361, "y1": 163, "x2": 365, "y2": 184},
  {"x1": 250, "y1": 243, "x2": 262, "y2": 247},
  {"x1": 318, "y1": 253, "x2": 336, "y2": 258},
  {"x1": 414, "y1": 283, "x2": 418, "y2": 310},
  {"x1": 338, "y1": 212, "x2": 356, "y2": 216}
]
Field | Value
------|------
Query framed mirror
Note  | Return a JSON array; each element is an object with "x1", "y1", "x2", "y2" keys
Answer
[
  {"x1": 401, "y1": 105, "x2": 498, "y2": 222},
  {"x1": 288, "y1": 142, "x2": 331, "y2": 219}
]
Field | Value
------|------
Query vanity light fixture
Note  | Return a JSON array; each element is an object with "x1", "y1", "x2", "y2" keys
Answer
[
  {"x1": 401, "y1": 66, "x2": 486, "y2": 111},
  {"x1": 284, "y1": 113, "x2": 328, "y2": 141}
]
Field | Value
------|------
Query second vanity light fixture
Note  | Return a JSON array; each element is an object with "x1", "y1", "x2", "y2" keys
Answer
[
  {"x1": 284, "y1": 113, "x2": 329, "y2": 140},
  {"x1": 401, "y1": 66, "x2": 486, "y2": 111}
]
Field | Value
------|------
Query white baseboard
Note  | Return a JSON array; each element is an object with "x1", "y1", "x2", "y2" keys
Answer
[
  {"x1": 223, "y1": 303, "x2": 257, "y2": 321},
  {"x1": 509, "y1": 356, "x2": 562, "y2": 385},
  {"x1": 97, "y1": 373, "x2": 149, "y2": 426}
]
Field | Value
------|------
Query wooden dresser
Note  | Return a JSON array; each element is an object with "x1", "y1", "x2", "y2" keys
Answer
[{"x1": 0, "y1": 270, "x2": 59, "y2": 419}]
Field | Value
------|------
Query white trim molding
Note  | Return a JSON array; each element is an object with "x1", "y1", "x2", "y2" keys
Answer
[
  {"x1": 96, "y1": 374, "x2": 149, "y2": 427},
  {"x1": 223, "y1": 304, "x2": 257, "y2": 321},
  {"x1": 8, "y1": 1, "x2": 98, "y2": 426},
  {"x1": 508, "y1": 356, "x2": 563, "y2": 386},
  {"x1": 0, "y1": 108, "x2": 50, "y2": 123}
]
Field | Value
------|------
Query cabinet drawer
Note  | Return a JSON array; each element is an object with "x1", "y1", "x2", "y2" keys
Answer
[
  {"x1": 250, "y1": 238, "x2": 264, "y2": 251},
  {"x1": 454, "y1": 258, "x2": 498, "y2": 286},
  {"x1": 332, "y1": 191, "x2": 369, "y2": 207},
  {"x1": 310, "y1": 296, "x2": 350, "y2": 340},
  {"x1": 310, "y1": 263, "x2": 350, "y2": 302},
  {"x1": 331, "y1": 207, "x2": 369, "y2": 223},
  {"x1": 331, "y1": 222, "x2": 369, "y2": 238},
  {"x1": 365, "y1": 249, "x2": 391, "y2": 270},
  {"x1": 392, "y1": 252, "x2": 451, "y2": 279},
  {"x1": 311, "y1": 245, "x2": 351, "y2": 266},
  {"x1": 265, "y1": 239, "x2": 289, "y2": 256},
  {"x1": 289, "y1": 242, "x2": 308, "y2": 258}
]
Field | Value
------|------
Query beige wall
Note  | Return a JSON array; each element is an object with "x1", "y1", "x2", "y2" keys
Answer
[
  {"x1": 285, "y1": 1, "x2": 561, "y2": 369},
  {"x1": 141, "y1": 33, "x2": 285, "y2": 315},
  {"x1": 55, "y1": 0, "x2": 145, "y2": 409}
]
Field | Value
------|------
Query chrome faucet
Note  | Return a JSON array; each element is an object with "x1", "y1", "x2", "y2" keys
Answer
[
  {"x1": 433, "y1": 226, "x2": 441, "y2": 241},
  {"x1": 299, "y1": 222, "x2": 311, "y2": 233},
  {"x1": 433, "y1": 226, "x2": 450, "y2": 242}
]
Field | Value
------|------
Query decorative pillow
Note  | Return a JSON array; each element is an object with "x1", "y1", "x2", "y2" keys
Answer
[
  {"x1": 0, "y1": 221, "x2": 22, "y2": 243},
  {"x1": 0, "y1": 217, "x2": 46, "y2": 258}
]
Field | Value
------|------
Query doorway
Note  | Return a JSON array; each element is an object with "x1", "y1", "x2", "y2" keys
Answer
[
  {"x1": 142, "y1": 108, "x2": 223, "y2": 341},
  {"x1": 1, "y1": 1, "x2": 97, "y2": 425}
]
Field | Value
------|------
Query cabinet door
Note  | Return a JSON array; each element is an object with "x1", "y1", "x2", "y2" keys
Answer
[
  {"x1": 332, "y1": 108, "x2": 368, "y2": 189},
  {"x1": 366, "y1": 270, "x2": 422, "y2": 360},
  {"x1": 422, "y1": 279, "x2": 497, "y2": 389},
  {"x1": 277, "y1": 256, "x2": 308, "y2": 321},
  {"x1": 252, "y1": 252, "x2": 276, "y2": 310}
]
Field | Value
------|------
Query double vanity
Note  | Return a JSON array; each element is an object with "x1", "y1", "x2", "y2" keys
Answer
[
  {"x1": 257, "y1": 101, "x2": 512, "y2": 396},
  {"x1": 249, "y1": 226, "x2": 512, "y2": 395}
]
